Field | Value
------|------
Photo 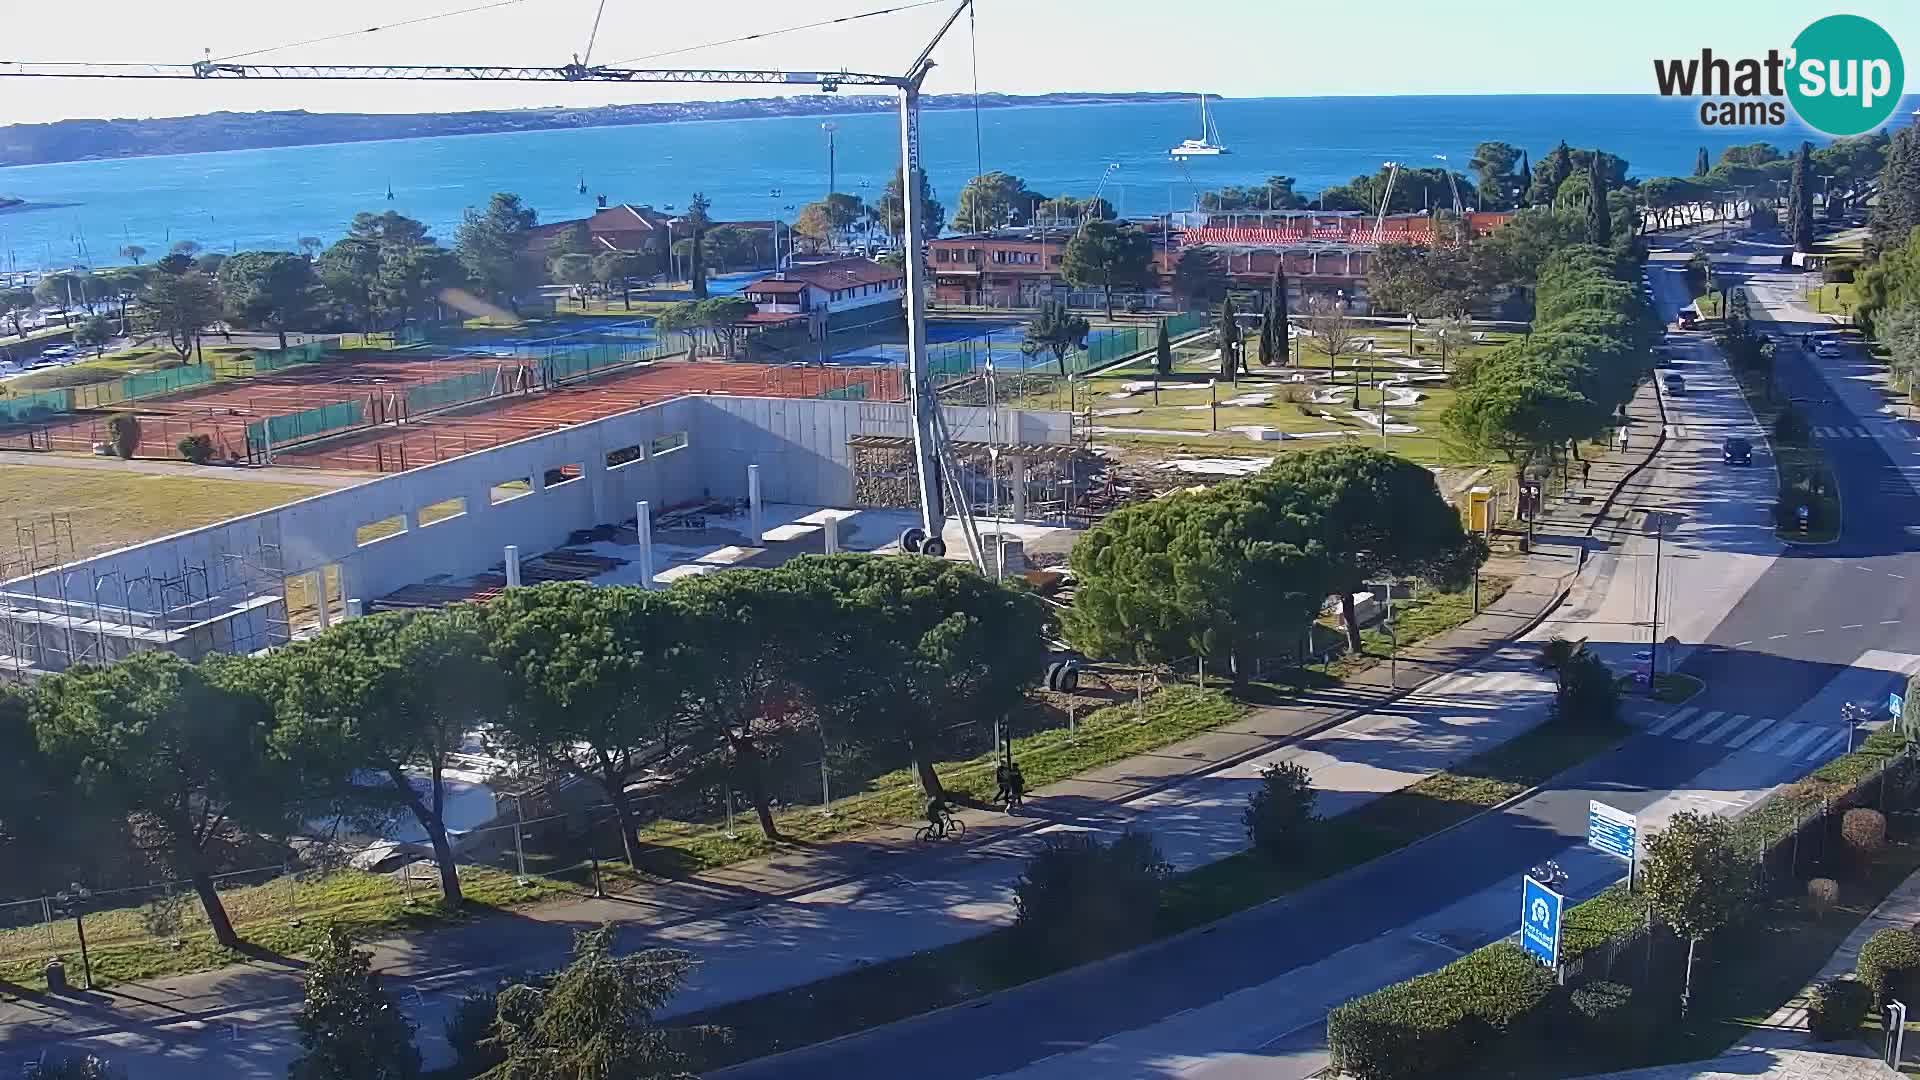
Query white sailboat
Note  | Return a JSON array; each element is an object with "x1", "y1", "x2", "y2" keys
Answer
[{"x1": 1169, "y1": 93, "x2": 1228, "y2": 157}]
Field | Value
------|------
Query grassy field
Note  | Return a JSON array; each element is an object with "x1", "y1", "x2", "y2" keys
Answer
[
  {"x1": 0, "y1": 464, "x2": 326, "y2": 560},
  {"x1": 0, "y1": 864, "x2": 572, "y2": 990},
  {"x1": 685, "y1": 713, "x2": 1629, "y2": 1071},
  {"x1": 1806, "y1": 281, "x2": 1859, "y2": 317}
]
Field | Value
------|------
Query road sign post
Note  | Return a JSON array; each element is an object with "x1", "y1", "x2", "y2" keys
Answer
[
  {"x1": 1521, "y1": 875, "x2": 1564, "y2": 975},
  {"x1": 1588, "y1": 800, "x2": 1640, "y2": 891}
]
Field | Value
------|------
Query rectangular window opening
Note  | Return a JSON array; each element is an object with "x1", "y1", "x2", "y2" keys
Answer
[
  {"x1": 606, "y1": 444, "x2": 645, "y2": 469},
  {"x1": 544, "y1": 463, "x2": 585, "y2": 488},
  {"x1": 356, "y1": 514, "x2": 408, "y2": 546},
  {"x1": 418, "y1": 496, "x2": 467, "y2": 526},
  {"x1": 648, "y1": 431, "x2": 689, "y2": 458},
  {"x1": 490, "y1": 477, "x2": 532, "y2": 505}
]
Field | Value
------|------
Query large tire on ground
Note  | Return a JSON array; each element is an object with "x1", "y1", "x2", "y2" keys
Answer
[
  {"x1": 899, "y1": 526, "x2": 926, "y2": 553},
  {"x1": 921, "y1": 536, "x2": 947, "y2": 558}
]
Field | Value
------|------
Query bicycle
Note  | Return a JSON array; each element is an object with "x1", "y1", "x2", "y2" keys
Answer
[{"x1": 915, "y1": 815, "x2": 966, "y2": 842}]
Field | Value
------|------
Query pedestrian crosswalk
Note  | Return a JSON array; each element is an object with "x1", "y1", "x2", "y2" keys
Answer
[
  {"x1": 1642, "y1": 706, "x2": 1853, "y2": 763},
  {"x1": 1812, "y1": 425, "x2": 1879, "y2": 439}
]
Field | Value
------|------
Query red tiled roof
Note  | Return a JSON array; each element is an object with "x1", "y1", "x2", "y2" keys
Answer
[
  {"x1": 743, "y1": 310, "x2": 806, "y2": 324},
  {"x1": 746, "y1": 280, "x2": 808, "y2": 294}
]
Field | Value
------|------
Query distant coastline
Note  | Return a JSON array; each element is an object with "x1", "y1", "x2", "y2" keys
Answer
[{"x1": 0, "y1": 91, "x2": 1201, "y2": 169}]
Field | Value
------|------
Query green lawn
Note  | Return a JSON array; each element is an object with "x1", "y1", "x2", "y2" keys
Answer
[
  {"x1": 1806, "y1": 281, "x2": 1859, "y2": 317},
  {"x1": 684, "y1": 714, "x2": 1629, "y2": 1071},
  {"x1": 0, "y1": 865, "x2": 572, "y2": 991}
]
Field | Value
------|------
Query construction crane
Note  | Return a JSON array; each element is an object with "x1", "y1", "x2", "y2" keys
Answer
[{"x1": 0, "y1": 0, "x2": 988, "y2": 571}]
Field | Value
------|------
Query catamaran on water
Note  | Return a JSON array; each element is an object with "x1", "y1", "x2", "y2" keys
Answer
[{"x1": 1169, "y1": 93, "x2": 1228, "y2": 157}]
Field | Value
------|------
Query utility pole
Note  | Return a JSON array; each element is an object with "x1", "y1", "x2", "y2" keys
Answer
[{"x1": 823, "y1": 122, "x2": 838, "y2": 198}]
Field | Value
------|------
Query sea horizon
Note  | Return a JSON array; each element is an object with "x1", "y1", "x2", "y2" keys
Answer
[{"x1": 1, "y1": 91, "x2": 1914, "y2": 272}]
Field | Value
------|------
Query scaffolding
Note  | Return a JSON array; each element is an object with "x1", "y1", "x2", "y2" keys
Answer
[
  {"x1": 1, "y1": 513, "x2": 77, "y2": 582},
  {"x1": 0, "y1": 532, "x2": 291, "y2": 680}
]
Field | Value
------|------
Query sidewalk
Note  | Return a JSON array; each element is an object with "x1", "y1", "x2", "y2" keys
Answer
[{"x1": 0, "y1": 383, "x2": 1668, "y2": 1075}]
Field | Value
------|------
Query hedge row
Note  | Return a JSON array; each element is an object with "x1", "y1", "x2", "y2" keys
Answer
[
  {"x1": 1328, "y1": 726, "x2": 1918, "y2": 1080},
  {"x1": 1326, "y1": 943, "x2": 1556, "y2": 1080}
]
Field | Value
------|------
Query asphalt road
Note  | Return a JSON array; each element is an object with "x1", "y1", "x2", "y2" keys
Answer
[{"x1": 721, "y1": 225, "x2": 1917, "y2": 1080}]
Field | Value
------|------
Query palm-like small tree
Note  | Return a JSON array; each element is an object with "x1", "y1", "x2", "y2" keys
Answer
[
  {"x1": 1022, "y1": 299, "x2": 1090, "y2": 378},
  {"x1": 1536, "y1": 636, "x2": 1588, "y2": 701}
]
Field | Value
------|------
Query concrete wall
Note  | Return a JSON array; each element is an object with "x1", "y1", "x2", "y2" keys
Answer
[{"x1": 1, "y1": 394, "x2": 1070, "y2": 671}]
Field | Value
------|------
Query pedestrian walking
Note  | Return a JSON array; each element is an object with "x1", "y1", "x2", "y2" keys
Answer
[
  {"x1": 994, "y1": 761, "x2": 1013, "y2": 808},
  {"x1": 1006, "y1": 763, "x2": 1026, "y2": 813},
  {"x1": 1582, "y1": 459, "x2": 1592, "y2": 486}
]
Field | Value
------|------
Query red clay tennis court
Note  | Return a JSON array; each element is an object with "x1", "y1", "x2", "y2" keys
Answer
[
  {"x1": 282, "y1": 360, "x2": 904, "y2": 472},
  {"x1": 26, "y1": 353, "x2": 533, "y2": 461}
]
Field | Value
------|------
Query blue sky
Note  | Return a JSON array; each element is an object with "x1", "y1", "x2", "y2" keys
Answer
[{"x1": 3, "y1": 0, "x2": 1918, "y2": 124}]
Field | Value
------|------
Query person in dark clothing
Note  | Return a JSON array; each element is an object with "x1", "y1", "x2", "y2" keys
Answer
[
  {"x1": 994, "y1": 761, "x2": 1013, "y2": 807},
  {"x1": 1006, "y1": 763, "x2": 1026, "y2": 811},
  {"x1": 925, "y1": 795, "x2": 951, "y2": 832}
]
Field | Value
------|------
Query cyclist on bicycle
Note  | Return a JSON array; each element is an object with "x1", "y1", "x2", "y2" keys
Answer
[{"x1": 925, "y1": 794, "x2": 951, "y2": 834}]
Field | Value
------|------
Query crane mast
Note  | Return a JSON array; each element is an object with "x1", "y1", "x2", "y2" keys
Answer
[{"x1": 1, "y1": 0, "x2": 986, "y2": 570}]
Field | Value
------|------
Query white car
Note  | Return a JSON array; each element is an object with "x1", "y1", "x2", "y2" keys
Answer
[{"x1": 1816, "y1": 340, "x2": 1842, "y2": 358}]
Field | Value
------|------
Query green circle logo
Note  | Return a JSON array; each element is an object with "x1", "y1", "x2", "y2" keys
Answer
[{"x1": 1787, "y1": 15, "x2": 1904, "y2": 136}]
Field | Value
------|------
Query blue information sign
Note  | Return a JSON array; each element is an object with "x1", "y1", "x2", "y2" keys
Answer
[
  {"x1": 1587, "y1": 800, "x2": 1637, "y2": 862},
  {"x1": 1521, "y1": 875, "x2": 1563, "y2": 968},
  {"x1": 1892, "y1": 692, "x2": 1905, "y2": 719}
]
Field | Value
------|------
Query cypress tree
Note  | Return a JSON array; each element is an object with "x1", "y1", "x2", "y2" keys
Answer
[
  {"x1": 1271, "y1": 262, "x2": 1291, "y2": 362},
  {"x1": 1515, "y1": 149, "x2": 1531, "y2": 207},
  {"x1": 1585, "y1": 153, "x2": 1612, "y2": 247},
  {"x1": 1694, "y1": 146, "x2": 1711, "y2": 177},
  {"x1": 1217, "y1": 295, "x2": 1240, "y2": 381},
  {"x1": 1790, "y1": 141, "x2": 1815, "y2": 252},
  {"x1": 1258, "y1": 301, "x2": 1275, "y2": 366},
  {"x1": 1155, "y1": 318, "x2": 1173, "y2": 376}
]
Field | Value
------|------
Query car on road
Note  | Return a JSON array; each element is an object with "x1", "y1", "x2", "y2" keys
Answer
[
  {"x1": 1816, "y1": 340, "x2": 1841, "y2": 358},
  {"x1": 1663, "y1": 373, "x2": 1686, "y2": 394},
  {"x1": 1722, "y1": 436, "x2": 1752, "y2": 466}
]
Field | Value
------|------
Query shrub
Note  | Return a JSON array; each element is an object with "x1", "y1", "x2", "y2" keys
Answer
[
  {"x1": 1808, "y1": 877, "x2": 1840, "y2": 918},
  {"x1": 105, "y1": 413, "x2": 141, "y2": 459},
  {"x1": 1842, "y1": 808, "x2": 1887, "y2": 869},
  {"x1": 176, "y1": 433, "x2": 215, "y2": 465},
  {"x1": 1011, "y1": 830, "x2": 1170, "y2": 968},
  {"x1": 1565, "y1": 980, "x2": 1639, "y2": 1049},
  {"x1": 1557, "y1": 652, "x2": 1620, "y2": 728},
  {"x1": 445, "y1": 987, "x2": 503, "y2": 1073},
  {"x1": 1244, "y1": 760, "x2": 1318, "y2": 859},
  {"x1": 1856, "y1": 927, "x2": 1920, "y2": 1005},
  {"x1": 1807, "y1": 976, "x2": 1871, "y2": 1041},
  {"x1": 26, "y1": 1055, "x2": 123, "y2": 1080},
  {"x1": 1327, "y1": 943, "x2": 1557, "y2": 1080}
]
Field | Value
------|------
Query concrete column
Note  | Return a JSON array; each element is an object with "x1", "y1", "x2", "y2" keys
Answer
[
  {"x1": 402, "y1": 509, "x2": 419, "y2": 532},
  {"x1": 504, "y1": 545, "x2": 522, "y2": 588},
  {"x1": 311, "y1": 570, "x2": 330, "y2": 630},
  {"x1": 822, "y1": 513, "x2": 841, "y2": 554},
  {"x1": 748, "y1": 464, "x2": 764, "y2": 544},
  {"x1": 635, "y1": 502, "x2": 655, "y2": 589},
  {"x1": 1010, "y1": 454, "x2": 1028, "y2": 523},
  {"x1": 345, "y1": 599, "x2": 365, "y2": 619}
]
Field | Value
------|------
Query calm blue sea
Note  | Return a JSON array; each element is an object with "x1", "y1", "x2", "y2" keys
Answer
[{"x1": 1, "y1": 93, "x2": 1915, "y2": 271}]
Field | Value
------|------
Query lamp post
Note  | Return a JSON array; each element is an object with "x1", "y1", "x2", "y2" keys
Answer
[
  {"x1": 51, "y1": 883, "x2": 95, "y2": 991},
  {"x1": 1630, "y1": 506, "x2": 1684, "y2": 680}
]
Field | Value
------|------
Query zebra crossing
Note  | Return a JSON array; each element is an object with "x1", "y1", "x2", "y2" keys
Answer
[
  {"x1": 1812, "y1": 424, "x2": 1881, "y2": 439},
  {"x1": 1642, "y1": 706, "x2": 1853, "y2": 763},
  {"x1": 1811, "y1": 422, "x2": 1920, "y2": 440}
]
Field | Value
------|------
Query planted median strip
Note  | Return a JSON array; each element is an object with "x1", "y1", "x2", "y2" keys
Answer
[{"x1": 682, "y1": 712, "x2": 1629, "y2": 1071}]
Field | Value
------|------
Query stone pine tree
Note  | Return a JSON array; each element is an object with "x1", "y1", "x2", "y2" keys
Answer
[
  {"x1": 1584, "y1": 153, "x2": 1612, "y2": 247},
  {"x1": 1790, "y1": 141, "x2": 1815, "y2": 252},
  {"x1": 1217, "y1": 295, "x2": 1241, "y2": 381},
  {"x1": 289, "y1": 927, "x2": 421, "y2": 1080},
  {"x1": 1154, "y1": 318, "x2": 1173, "y2": 376},
  {"x1": 1694, "y1": 146, "x2": 1711, "y2": 177}
]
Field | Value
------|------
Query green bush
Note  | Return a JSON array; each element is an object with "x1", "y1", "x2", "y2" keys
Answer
[
  {"x1": 1244, "y1": 760, "x2": 1318, "y2": 859},
  {"x1": 444, "y1": 986, "x2": 503, "y2": 1073},
  {"x1": 1327, "y1": 943, "x2": 1557, "y2": 1080},
  {"x1": 1011, "y1": 830, "x2": 1170, "y2": 969},
  {"x1": 1565, "y1": 980, "x2": 1640, "y2": 1049},
  {"x1": 1856, "y1": 927, "x2": 1920, "y2": 1005},
  {"x1": 26, "y1": 1054, "x2": 124, "y2": 1080},
  {"x1": 106, "y1": 413, "x2": 141, "y2": 459},
  {"x1": 176, "y1": 433, "x2": 215, "y2": 465},
  {"x1": 1557, "y1": 652, "x2": 1619, "y2": 728},
  {"x1": 1807, "y1": 976, "x2": 1871, "y2": 1041}
]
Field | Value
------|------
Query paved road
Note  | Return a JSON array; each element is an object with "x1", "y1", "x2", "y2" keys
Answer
[{"x1": 715, "y1": 229, "x2": 1920, "y2": 1080}]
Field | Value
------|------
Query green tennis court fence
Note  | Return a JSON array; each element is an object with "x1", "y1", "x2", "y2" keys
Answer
[
  {"x1": 821, "y1": 383, "x2": 869, "y2": 401},
  {"x1": 406, "y1": 369, "x2": 499, "y2": 415},
  {"x1": 68, "y1": 364, "x2": 217, "y2": 410},
  {"x1": 253, "y1": 340, "x2": 335, "y2": 372},
  {"x1": 339, "y1": 325, "x2": 432, "y2": 350},
  {"x1": 246, "y1": 399, "x2": 366, "y2": 452},
  {"x1": 0, "y1": 389, "x2": 72, "y2": 424}
]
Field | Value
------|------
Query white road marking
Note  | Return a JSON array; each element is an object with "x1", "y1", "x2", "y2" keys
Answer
[
  {"x1": 1648, "y1": 706, "x2": 1699, "y2": 736},
  {"x1": 1732, "y1": 640, "x2": 1754, "y2": 647},
  {"x1": 1769, "y1": 634, "x2": 1790, "y2": 640},
  {"x1": 1747, "y1": 721, "x2": 1800, "y2": 754},
  {"x1": 1724, "y1": 717, "x2": 1775, "y2": 749},
  {"x1": 1776, "y1": 727, "x2": 1826, "y2": 758},
  {"x1": 1844, "y1": 624, "x2": 1865, "y2": 630},
  {"x1": 1806, "y1": 628, "x2": 1827, "y2": 634},
  {"x1": 1696, "y1": 714, "x2": 1754, "y2": 745},
  {"x1": 1675, "y1": 710, "x2": 1726, "y2": 740}
]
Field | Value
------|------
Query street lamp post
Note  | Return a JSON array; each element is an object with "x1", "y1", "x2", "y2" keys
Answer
[{"x1": 51, "y1": 883, "x2": 95, "y2": 990}]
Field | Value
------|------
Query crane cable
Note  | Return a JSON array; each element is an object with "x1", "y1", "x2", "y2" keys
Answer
[
  {"x1": 579, "y1": 0, "x2": 609, "y2": 65},
  {"x1": 211, "y1": 0, "x2": 531, "y2": 63},
  {"x1": 967, "y1": 0, "x2": 983, "y2": 185},
  {"x1": 601, "y1": 0, "x2": 948, "y2": 67}
]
